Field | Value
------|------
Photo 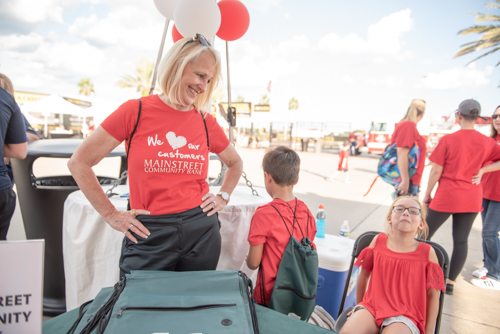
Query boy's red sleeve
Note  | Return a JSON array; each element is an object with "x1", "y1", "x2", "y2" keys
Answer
[{"x1": 248, "y1": 207, "x2": 268, "y2": 246}]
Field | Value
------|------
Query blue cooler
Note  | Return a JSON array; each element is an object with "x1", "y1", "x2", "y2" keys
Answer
[{"x1": 314, "y1": 234, "x2": 359, "y2": 319}]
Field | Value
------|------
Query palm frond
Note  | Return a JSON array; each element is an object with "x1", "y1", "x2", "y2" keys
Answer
[
  {"x1": 464, "y1": 46, "x2": 500, "y2": 65},
  {"x1": 474, "y1": 14, "x2": 500, "y2": 22},
  {"x1": 455, "y1": 45, "x2": 480, "y2": 57},
  {"x1": 458, "y1": 25, "x2": 497, "y2": 35}
]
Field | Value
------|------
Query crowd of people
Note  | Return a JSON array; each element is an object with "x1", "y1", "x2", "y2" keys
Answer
[{"x1": 2, "y1": 34, "x2": 499, "y2": 333}]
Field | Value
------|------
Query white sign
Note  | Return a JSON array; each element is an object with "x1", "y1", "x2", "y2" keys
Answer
[{"x1": 0, "y1": 240, "x2": 44, "y2": 334}]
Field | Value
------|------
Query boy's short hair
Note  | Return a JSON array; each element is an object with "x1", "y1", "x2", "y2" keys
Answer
[
  {"x1": 262, "y1": 146, "x2": 300, "y2": 186},
  {"x1": 343, "y1": 139, "x2": 350, "y2": 146}
]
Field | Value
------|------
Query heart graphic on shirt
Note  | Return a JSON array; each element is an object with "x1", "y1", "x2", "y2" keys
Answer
[{"x1": 166, "y1": 132, "x2": 187, "y2": 150}]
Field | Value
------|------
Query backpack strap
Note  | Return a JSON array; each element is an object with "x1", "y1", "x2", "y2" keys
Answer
[
  {"x1": 199, "y1": 110, "x2": 209, "y2": 149},
  {"x1": 270, "y1": 204, "x2": 293, "y2": 238},
  {"x1": 127, "y1": 99, "x2": 142, "y2": 159},
  {"x1": 284, "y1": 199, "x2": 307, "y2": 241},
  {"x1": 125, "y1": 99, "x2": 142, "y2": 211}
]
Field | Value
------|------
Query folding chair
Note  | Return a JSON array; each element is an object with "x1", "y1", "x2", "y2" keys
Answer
[{"x1": 335, "y1": 231, "x2": 449, "y2": 334}]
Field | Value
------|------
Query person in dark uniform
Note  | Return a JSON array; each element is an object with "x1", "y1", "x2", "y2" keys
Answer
[{"x1": 0, "y1": 75, "x2": 28, "y2": 240}]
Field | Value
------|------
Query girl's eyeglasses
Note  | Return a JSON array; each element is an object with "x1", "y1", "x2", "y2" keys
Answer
[
  {"x1": 492, "y1": 115, "x2": 500, "y2": 120},
  {"x1": 392, "y1": 206, "x2": 421, "y2": 215},
  {"x1": 184, "y1": 33, "x2": 211, "y2": 47}
]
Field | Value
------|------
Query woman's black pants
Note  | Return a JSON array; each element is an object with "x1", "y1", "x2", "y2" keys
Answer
[
  {"x1": 426, "y1": 208, "x2": 478, "y2": 281},
  {"x1": 119, "y1": 206, "x2": 221, "y2": 278}
]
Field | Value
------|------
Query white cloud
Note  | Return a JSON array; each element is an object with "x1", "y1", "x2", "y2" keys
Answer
[
  {"x1": 317, "y1": 9, "x2": 413, "y2": 59},
  {"x1": 419, "y1": 63, "x2": 493, "y2": 90},
  {"x1": 273, "y1": 34, "x2": 309, "y2": 57},
  {"x1": 367, "y1": 75, "x2": 403, "y2": 88},
  {"x1": 3, "y1": 0, "x2": 65, "y2": 24},
  {"x1": 0, "y1": 33, "x2": 44, "y2": 52},
  {"x1": 68, "y1": 5, "x2": 163, "y2": 50}
]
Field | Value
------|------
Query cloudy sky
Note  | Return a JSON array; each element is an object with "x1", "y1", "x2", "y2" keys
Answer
[{"x1": 1, "y1": 0, "x2": 498, "y2": 131}]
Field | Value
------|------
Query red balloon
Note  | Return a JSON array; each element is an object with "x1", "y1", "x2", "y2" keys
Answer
[
  {"x1": 172, "y1": 24, "x2": 184, "y2": 43},
  {"x1": 216, "y1": 0, "x2": 250, "y2": 41}
]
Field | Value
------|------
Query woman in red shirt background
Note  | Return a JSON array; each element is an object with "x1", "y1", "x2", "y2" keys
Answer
[
  {"x1": 390, "y1": 99, "x2": 427, "y2": 197},
  {"x1": 471, "y1": 105, "x2": 500, "y2": 290},
  {"x1": 424, "y1": 100, "x2": 500, "y2": 295}
]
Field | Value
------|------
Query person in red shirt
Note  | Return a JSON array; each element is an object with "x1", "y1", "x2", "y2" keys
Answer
[
  {"x1": 246, "y1": 146, "x2": 316, "y2": 306},
  {"x1": 339, "y1": 196, "x2": 444, "y2": 334},
  {"x1": 423, "y1": 99, "x2": 500, "y2": 295},
  {"x1": 348, "y1": 132, "x2": 357, "y2": 156},
  {"x1": 68, "y1": 34, "x2": 243, "y2": 276},
  {"x1": 471, "y1": 105, "x2": 500, "y2": 290},
  {"x1": 391, "y1": 99, "x2": 427, "y2": 198},
  {"x1": 330, "y1": 140, "x2": 351, "y2": 183}
]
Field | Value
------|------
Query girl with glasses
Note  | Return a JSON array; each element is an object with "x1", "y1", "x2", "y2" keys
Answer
[
  {"x1": 69, "y1": 35, "x2": 243, "y2": 276},
  {"x1": 339, "y1": 196, "x2": 444, "y2": 334},
  {"x1": 471, "y1": 105, "x2": 500, "y2": 290}
]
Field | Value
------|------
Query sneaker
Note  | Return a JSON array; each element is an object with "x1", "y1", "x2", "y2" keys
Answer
[
  {"x1": 445, "y1": 283, "x2": 454, "y2": 295},
  {"x1": 472, "y1": 266, "x2": 488, "y2": 278},
  {"x1": 471, "y1": 276, "x2": 500, "y2": 290}
]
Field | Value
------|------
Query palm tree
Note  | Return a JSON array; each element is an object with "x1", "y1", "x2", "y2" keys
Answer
[
  {"x1": 78, "y1": 78, "x2": 94, "y2": 96},
  {"x1": 289, "y1": 97, "x2": 299, "y2": 110},
  {"x1": 259, "y1": 94, "x2": 270, "y2": 105},
  {"x1": 236, "y1": 95, "x2": 245, "y2": 102},
  {"x1": 455, "y1": 1, "x2": 500, "y2": 86},
  {"x1": 116, "y1": 58, "x2": 155, "y2": 96}
]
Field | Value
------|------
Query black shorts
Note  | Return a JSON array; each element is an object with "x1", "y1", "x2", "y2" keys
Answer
[{"x1": 119, "y1": 206, "x2": 221, "y2": 277}]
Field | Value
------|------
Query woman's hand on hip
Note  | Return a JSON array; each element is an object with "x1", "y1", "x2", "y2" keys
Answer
[
  {"x1": 201, "y1": 192, "x2": 226, "y2": 217},
  {"x1": 106, "y1": 209, "x2": 151, "y2": 243}
]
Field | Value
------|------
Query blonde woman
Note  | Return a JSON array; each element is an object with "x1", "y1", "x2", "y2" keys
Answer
[
  {"x1": 390, "y1": 99, "x2": 426, "y2": 197},
  {"x1": 69, "y1": 34, "x2": 243, "y2": 276}
]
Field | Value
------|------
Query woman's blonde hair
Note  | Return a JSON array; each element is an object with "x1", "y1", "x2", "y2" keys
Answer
[
  {"x1": 0, "y1": 73, "x2": 15, "y2": 95},
  {"x1": 157, "y1": 36, "x2": 222, "y2": 113},
  {"x1": 401, "y1": 99, "x2": 426, "y2": 123},
  {"x1": 385, "y1": 195, "x2": 429, "y2": 239}
]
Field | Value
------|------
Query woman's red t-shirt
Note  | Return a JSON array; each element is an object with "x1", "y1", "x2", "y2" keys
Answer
[
  {"x1": 481, "y1": 134, "x2": 500, "y2": 202},
  {"x1": 390, "y1": 121, "x2": 427, "y2": 186},
  {"x1": 355, "y1": 233, "x2": 445, "y2": 334},
  {"x1": 100, "y1": 95, "x2": 230, "y2": 215},
  {"x1": 429, "y1": 130, "x2": 500, "y2": 213}
]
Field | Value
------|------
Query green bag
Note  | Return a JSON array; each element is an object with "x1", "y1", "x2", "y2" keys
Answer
[
  {"x1": 265, "y1": 200, "x2": 319, "y2": 321},
  {"x1": 68, "y1": 270, "x2": 259, "y2": 334}
]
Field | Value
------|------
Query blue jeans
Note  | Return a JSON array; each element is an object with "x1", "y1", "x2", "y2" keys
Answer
[{"x1": 481, "y1": 198, "x2": 500, "y2": 281}]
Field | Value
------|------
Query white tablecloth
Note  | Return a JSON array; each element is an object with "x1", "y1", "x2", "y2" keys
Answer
[{"x1": 63, "y1": 185, "x2": 271, "y2": 311}]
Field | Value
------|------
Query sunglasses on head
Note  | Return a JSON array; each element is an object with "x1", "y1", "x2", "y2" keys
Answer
[
  {"x1": 184, "y1": 33, "x2": 211, "y2": 48},
  {"x1": 492, "y1": 115, "x2": 500, "y2": 120}
]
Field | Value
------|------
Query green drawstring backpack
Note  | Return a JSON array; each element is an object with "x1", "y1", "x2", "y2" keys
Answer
[{"x1": 261, "y1": 199, "x2": 319, "y2": 321}]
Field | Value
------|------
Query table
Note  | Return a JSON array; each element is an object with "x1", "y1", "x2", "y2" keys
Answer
[{"x1": 62, "y1": 185, "x2": 271, "y2": 311}]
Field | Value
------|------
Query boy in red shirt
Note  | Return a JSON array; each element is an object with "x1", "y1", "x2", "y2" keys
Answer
[{"x1": 246, "y1": 146, "x2": 317, "y2": 306}]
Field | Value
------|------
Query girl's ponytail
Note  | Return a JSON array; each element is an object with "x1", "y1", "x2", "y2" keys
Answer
[{"x1": 401, "y1": 99, "x2": 426, "y2": 123}]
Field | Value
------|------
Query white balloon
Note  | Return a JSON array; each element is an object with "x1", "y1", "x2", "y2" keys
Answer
[
  {"x1": 153, "y1": 0, "x2": 180, "y2": 20},
  {"x1": 174, "y1": 0, "x2": 221, "y2": 40}
]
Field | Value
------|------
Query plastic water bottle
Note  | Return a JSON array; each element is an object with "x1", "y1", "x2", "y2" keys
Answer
[
  {"x1": 340, "y1": 220, "x2": 350, "y2": 238},
  {"x1": 316, "y1": 205, "x2": 326, "y2": 238}
]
